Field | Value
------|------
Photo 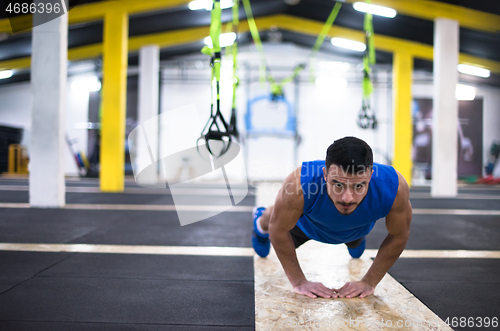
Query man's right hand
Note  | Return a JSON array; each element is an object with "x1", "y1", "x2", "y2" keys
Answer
[{"x1": 293, "y1": 279, "x2": 335, "y2": 299}]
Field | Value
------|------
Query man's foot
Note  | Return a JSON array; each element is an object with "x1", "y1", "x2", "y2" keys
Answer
[
  {"x1": 252, "y1": 206, "x2": 270, "y2": 257},
  {"x1": 347, "y1": 237, "x2": 366, "y2": 258}
]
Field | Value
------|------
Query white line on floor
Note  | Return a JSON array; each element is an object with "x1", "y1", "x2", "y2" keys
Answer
[
  {"x1": 0, "y1": 243, "x2": 254, "y2": 256},
  {"x1": 2, "y1": 203, "x2": 499, "y2": 214},
  {"x1": 0, "y1": 243, "x2": 499, "y2": 259},
  {"x1": 413, "y1": 209, "x2": 500, "y2": 215},
  {"x1": 0, "y1": 185, "x2": 255, "y2": 196},
  {"x1": 0, "y1": 203, "x2": 255, "y2": 212},
  {"x1": 365, "y1": 249, "x2": 500, "y2": 259},
  {"x1": 410, "y1": 193, "x2": 500, "y2": 199}
]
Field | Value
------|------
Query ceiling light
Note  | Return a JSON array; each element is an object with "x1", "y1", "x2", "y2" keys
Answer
[
  {"x1": 0, "y1": 70, "x2": 14, "y2": 79},
  {"x1": 330, "y1": 38, "x2": 366, "y2": 52},
  {"x1": 71, "y1": 76, "x2": 101, "y2": 93},
  {"x1": 353, "y1": 2, "x2": 397, "y2": 18},
  {"x1": 188, "y1": 0, "x2": 233, "y2": 10},
  {"x1": 457, "y1": 64, "x2": 490, "y2": 78},
  {"x1": 204, "y1": 32, "x2": 237, "y2": 48},
  {"x1": 455, "y1": 84, "x2": 476, "y2": 101}
]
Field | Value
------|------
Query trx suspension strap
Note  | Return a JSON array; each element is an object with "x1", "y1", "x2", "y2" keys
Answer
[
  {"x1": 309, "y1": 1, "x2": 342, "y2": 81},
  {"x1": 242, "y1": 0, "x2": 342, "y2": 98},
  {"x1": 227, "y1": 0, "x2": 240, "y2": 140},
  {"x1": 357, "y1": 0, "x2": 378, "y2": 129},
  {"x1": 241, "y1": 0, "x2": 267, "y2": 86},
  {"x1": 271, "y1": 2, "x2": 341, "y2": 98},
  {"x1": 199, "y1": 0, "x2": 233, "y2": 157}
]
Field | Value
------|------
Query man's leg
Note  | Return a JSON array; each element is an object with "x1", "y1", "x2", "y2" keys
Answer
[
  {"x1": 345, "y1": 237, "x2": 366, "y2": 258},
  {"x1": 253, "y1": 206, "x2": 310, "y2": 257},
  {"x1": 252, "y1": 206, "x2": 273, "y2": 257},
  {"x1": 258, "y1": 205, "x2": 274, "y2": 232}
]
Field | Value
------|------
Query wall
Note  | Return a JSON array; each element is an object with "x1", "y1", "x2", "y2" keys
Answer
[
  {"x1": 0, "y1": 77, "x2": 89, "y2": 176},
  {"x1": 413, "y1": 73, "x2": 500, "y2": 176}
]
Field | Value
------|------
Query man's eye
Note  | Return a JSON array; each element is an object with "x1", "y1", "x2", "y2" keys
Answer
[
  {"x1": 334, "y1": 183, "x2": 343, "y2": 188},
  {"x1": 355, "y1": 184, "x2": 364, "y2": 189}
]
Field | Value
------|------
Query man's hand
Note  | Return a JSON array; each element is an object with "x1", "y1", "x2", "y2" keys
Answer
[
  {"x1": 293, "y1": 279, "x2": 336, "y2": 299},
  {"x1": 333, "y1": 281, "x2": 374, "y2": 299}
]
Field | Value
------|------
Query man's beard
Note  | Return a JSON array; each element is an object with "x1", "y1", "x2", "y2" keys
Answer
[{"x1": 336, "y1": 202, "x2": 357, "y2": 215}]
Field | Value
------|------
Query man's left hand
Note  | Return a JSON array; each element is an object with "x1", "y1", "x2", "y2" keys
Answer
[{"x1": 333, "y1": 281, "x2": 374, "y2": 299}]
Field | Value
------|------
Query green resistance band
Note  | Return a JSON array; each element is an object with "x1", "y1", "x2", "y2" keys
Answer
[
  {"x1": 269, "y1": 63, "x2": 305, "y2": 98},
  {"x1": 358, "y1": 0, "x2": 377, "y2": 129},
  {"x1": 242, "y1": 0, "x2": 342, "y2": 97},
  {"x1": 241, "y1": 0, "x2": 267, "y2": 85},
  {"x1": 362, "y1": 0, "x2": 375, "y2": 99},
  {"x1": 309, "y1": 1, "x2": 342, "y2": 81}
]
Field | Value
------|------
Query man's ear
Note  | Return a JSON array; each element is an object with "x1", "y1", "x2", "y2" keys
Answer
[{"x1": 322, "y1": 166, "x2": 327, "y2": 181}]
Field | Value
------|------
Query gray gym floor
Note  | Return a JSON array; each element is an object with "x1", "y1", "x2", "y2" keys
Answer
[{"x1": 0, "y1": 178, "x2": 499, "y2": 330}]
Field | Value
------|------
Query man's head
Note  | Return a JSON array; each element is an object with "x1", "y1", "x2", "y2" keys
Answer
[{"x1": 323, "y1": 137, "x2": 374, "y2": 215}]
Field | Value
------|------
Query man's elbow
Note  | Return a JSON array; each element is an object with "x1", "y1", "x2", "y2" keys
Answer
[
  {"x1": 268, "y1": 223, "x2": 289, "y2": 243},
  {"x1": 393, "y1": 229, "x2": 410, "y2": 247}
]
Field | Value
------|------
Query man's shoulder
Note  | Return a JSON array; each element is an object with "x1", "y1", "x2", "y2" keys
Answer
[
  {"x1": 279, "y1": 166, "x2": 304, "y2": 210},
  {"x1": 368, "y1": 163, "x2": 401, "y2": 216},
  {"x1": 388, "y1": 170, "x2": 410, "y2": 213},
  {"x1": 300, "y1": 160, "x2": 326, "y2": 181}
]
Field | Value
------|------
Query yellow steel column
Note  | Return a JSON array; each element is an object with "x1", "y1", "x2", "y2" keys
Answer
[
  {"x1": 100, "y1": 10, "x2": 129, "y2": 192},
  {"x1": 392, "y1": 51, "x2": 413, "y2": 186}
]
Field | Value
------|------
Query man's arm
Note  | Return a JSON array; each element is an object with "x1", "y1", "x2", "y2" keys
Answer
[
  {"x1": 269, "y1": 167, "x2": 335, "y2": 299},
  {"x1": 335, "y1": 170, "x2": 412, "y2": 298}
]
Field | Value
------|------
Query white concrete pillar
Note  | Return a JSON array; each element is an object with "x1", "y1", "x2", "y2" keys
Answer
[
  {"x1": 29, "y1": 11, "x2": 68, "y2": 207},
  {"x1": 431, "y1": 18, "x2": 459, "y2": 197},
  {"x1": 136, "y1": 45, "x2": 160, "y2": 185}
]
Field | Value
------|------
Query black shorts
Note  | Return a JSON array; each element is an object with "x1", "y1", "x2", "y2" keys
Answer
[{"x1": 289, "y1": 225, "x2": 365, "y2": 249}]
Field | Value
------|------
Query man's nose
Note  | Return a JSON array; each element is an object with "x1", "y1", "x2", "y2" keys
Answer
[{"x1": 342, "y1": 188, "x2": 354, "y2": 203}]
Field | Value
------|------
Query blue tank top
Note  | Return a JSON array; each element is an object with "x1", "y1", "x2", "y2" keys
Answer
[{"x1": 296, "y1": 160, "x2": 399, "y2": 244}]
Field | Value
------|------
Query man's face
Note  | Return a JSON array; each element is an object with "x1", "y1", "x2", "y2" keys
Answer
[{"x1": 323, "y1": 164, "x2": 373, "y2": 215}]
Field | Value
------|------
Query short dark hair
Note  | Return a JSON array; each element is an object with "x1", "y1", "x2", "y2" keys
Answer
[{"x1": 326, "y1": 136, "x2": 373, "y2": 173}]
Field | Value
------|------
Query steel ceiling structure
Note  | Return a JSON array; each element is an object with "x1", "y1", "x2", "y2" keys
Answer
[{"x1": 0, "y1": 0, "x2": 499, "y2": 87}]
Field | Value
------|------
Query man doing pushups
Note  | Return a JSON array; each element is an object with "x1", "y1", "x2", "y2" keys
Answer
[{"x1": 252, "y1": 136, "x2": 412, "y2": 299}]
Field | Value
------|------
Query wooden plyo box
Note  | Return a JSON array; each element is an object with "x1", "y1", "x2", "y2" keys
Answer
[{"x1": 254, "y1": 241, "x2": 452, "y2": 331}]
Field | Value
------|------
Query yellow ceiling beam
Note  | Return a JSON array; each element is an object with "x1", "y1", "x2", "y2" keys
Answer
[
  {"x1": 0, "y1": 14, "x2": 32, "y2": 33},
  {"x1": 273, "y1": 15, "x2": 500, "y2": 73},
  {"x1": 2, "y1": 0, "x2": 499, "y2": 36},
  {"x1": 0, "y1": 57, "x2": 31, "y2": 71},
  {"x1": 274, "y1": 15, "x2": 434, "y2": 58},
  {"x1": 459, "y1": 54, "x2": 500, "y2": 74},
  {"x1": 1, "y1": 14, "x2": 499, "y2": 75},
  {"x1": 68, "y1": 44, "x2": 103, "y2": 62},
  {"x1": 345, "y1": 0, "x2": 500, "y2": 34},
  {"x1": 68, "y1": 0, "x2": 192, "y2": 25},
  {"x1": 0, "y1": 20, "x2": 9, "y2": 32},
  {"x1": 129, "y1": 26, "x2": 212, "y2": 52},
  {"x1": 0, "y1": 0, "x2": 192, "y2": 33},
  {"x1": 0, "y1": 43, "x2": 103, "y2": 71}
]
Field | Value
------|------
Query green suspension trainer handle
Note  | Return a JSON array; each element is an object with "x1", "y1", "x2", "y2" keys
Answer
[
  {"x1": 198, "y1": 0, "x2": 233, "y2": 158},
  {"x1": 242, "y1": 0, "x2": 342, "y2": 99}
]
